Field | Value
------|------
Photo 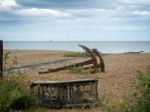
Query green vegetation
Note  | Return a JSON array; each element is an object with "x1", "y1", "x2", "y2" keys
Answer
[
  {"x1": 132, "y1": 70, "x2": 150, "y2": 112},
  {"x1": 3, "y1": 52, "x2": 11, "y2": 70},
  {"x1": 2, "y1": 52, "x2": 150, "y2": 112},
  {"x1": 100, "y1": 99, "x2": 131, "y2": 112},
  {"x1": 3, "y1": 52, "x2": 18, "y2": 69},
  {"x1": 100, "y1": 68, "x2": 150, "y2": 112},
  {"x1": 64, "y1": 51, "x2": 89, "y2": 57},
  {"x1": 68, "y1": 66, "x2": 92, "y2": 74},
  {"x1": 0, "y1": 75, "x2": 38, "y2": 111},
  {"x1": 0, "y1": 52, "x2": 39, "y2": 111},
  {"x1": 3, "y1": 52, "x2": 19, "y2": 76}
]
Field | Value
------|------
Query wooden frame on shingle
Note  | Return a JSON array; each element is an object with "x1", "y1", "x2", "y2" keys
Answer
[{"x1": 30, "y1": 79, "x2": 99, "y2": 108}]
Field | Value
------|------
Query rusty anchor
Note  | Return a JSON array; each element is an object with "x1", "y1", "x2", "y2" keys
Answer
[{"x1": 39, "y1": 45, "x2": 105, "y2": 74}]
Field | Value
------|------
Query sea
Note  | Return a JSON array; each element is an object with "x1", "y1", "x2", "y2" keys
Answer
[{"x1": 3, "y1": 41, "x2": 150, "y2": 53}]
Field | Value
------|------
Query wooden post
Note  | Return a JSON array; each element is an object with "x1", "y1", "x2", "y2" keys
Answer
[{"x1": 0, "y1": 40, "x2": 3, "y2": 77}]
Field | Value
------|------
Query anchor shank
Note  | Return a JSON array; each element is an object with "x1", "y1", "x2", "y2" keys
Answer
[{"x1": 39, "y1": 59, "x2": 92, "y2": 74}]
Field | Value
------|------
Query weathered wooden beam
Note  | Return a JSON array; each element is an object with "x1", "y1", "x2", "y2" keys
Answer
[
  {"x1": 0, "y1": 40, "x2": 3, "y2": 77},
  {"x1": 30, "y1": 79, "x2": 97, "y2": 87}
]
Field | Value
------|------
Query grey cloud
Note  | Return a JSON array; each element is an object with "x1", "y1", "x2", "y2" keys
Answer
[
  {"x1": 0, "y1": 0, "x2": 150, "y2": 31},
  {"x1": 16, "y1": 0, "x2": 117, "y2": 9}
]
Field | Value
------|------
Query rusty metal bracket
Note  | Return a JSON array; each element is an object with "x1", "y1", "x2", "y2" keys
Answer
[{"x1": 39, "y1": 45, "x2": 105, "y2": 74}]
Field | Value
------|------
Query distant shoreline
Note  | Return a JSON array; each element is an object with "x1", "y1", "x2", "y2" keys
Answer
[
  {"x1": 3, "y1": 41, "x2": 150, "y2": 53},
  {"x1": 4, "y1": 49, "x2": 150, "y2": 55}
]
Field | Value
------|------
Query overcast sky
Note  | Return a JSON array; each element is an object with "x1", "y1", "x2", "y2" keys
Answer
[{"x1": 0, "y1": 0, "x2": 150, "y2": 41}]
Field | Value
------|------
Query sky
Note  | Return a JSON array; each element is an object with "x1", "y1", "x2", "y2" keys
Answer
[{"x1": 0, "y1": 0, "x2": 150, "y2": 41}]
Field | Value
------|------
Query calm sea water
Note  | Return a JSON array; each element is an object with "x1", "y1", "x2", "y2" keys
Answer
[{"x1": 3, "y1": 41, "x2": 150, "y2": 53}]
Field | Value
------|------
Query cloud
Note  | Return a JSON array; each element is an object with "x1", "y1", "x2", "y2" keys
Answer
[
  {"x1": 123, "y1": 26, "x2": 143, "y2": 31},
  {"x1": 68, "y1": 7, "x2": 131, "y2": 18},
  {"x1": 16, "y1": 8, "x2": 71, "y2": 17},
  {"x1": 133, "y1": 10, "x2": 150, "y2": 16},
  {"x1": 0, "y1": 0, "x2": 17, "y2": 9},
  {"x1": 0, "y1": 1, "x2": 149, "y2": 27},
  {"x1": 94, "y1": 25, "x2": 144, "y2": 31},
  {"x1": 16, "y1": 0, "x2": 104, "y2": 9},
  {"x1": 118, "y1": 0, "x2": 150, "y2": 4},
  {"x1": 68, "y1": 8, "x2": 106, "y2": 17}
]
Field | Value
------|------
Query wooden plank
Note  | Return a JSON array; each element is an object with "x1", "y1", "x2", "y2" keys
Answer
[
  {"x1": 0, "y1": 40, "x2": 3, "y2": 77},
  {"x1": 30, "y1": 79, "x2": 97, "y2": 87}
]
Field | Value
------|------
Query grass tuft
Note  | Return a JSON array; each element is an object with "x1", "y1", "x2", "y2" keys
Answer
[
  {"x1": 64, "y1": 52, "x2": 89, "y2": 57},
  {"x1": 68, "y1": 66, "x2": 92, "y2": 74},
  {"x1": 0, "y1": 75, "x2": 39, "y2": 111}
]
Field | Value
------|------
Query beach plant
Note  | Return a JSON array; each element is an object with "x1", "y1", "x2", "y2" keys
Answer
[
  {"x1": 3, "y1": 51, "x2": 10, "y2": 70},
  {"x1": 0, "y1": 52, "x2": 39, "y2": 111},
  {"x1": 3, "y1": 52, "x2": 21, "y2": 76},
  {"x1": 68, "y1": 65, "x2": 102, "y2": 74},
  {"x1": 96, "y1": 95, "x2": 132, "y2": 112},
  {"x1": 64, "y1": 51, "x2": 89, "y2": 57},
  {"x1": 132, "y1": 70, "x2": 150, "y2": 112},
  {"x1": 0, "y1": 75, "x2": 38, "y2": 111},
  {"x1": 99, "y1": 68, "x2": 150, "y2": 112},
  {"x1": 68, "y1": 65, "x2": 92, "y2": 74},
  {"x1": 68, "y1": 66, "x2": 85, "y2": 74}
]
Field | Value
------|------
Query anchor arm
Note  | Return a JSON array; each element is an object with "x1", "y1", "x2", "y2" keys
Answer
[
  {"x1": 78, "y1": 45, "x2": 97, "y2": 73},
  {"x1": 93, "y1": 49, "x2": 105, "y2": 72}
]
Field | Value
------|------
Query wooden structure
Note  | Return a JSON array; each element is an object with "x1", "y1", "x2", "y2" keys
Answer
[
  {"x1": 39, "y1": 45, "x2": 105, "y2": 74},
  {"x1": 0, "y1": 40, "x2": 3, "y2": 77},
  {"x1": 30, "y1": 79, "x2": 99, "y2": 108}
]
